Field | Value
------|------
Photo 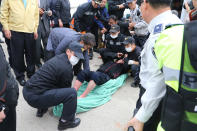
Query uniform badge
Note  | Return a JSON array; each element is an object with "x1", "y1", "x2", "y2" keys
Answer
[{"x1": 154, "y1": 24, "x2": 163, "y2": 34}]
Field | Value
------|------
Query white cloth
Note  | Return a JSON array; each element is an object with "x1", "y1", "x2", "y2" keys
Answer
[{"x1": 135, "y1": 10, "x2": 182, "y2": 123}]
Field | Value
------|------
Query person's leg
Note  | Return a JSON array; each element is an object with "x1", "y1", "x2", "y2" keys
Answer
[
  {"x1": 79, "y1": 71, "x2": 110, "y2": 98},
  {"x1": 74, "y1": 70, "x2": 92, "y2": 91},
  {"x1": 99, "y1": 48, "x2": 114, "y2": 64},
  {"x1": 131, "y1": 64, "x2": 140, "y2": 87},
  {"x1": 10, "y1": 31, "x2": 26, "y2": 83},
  {"x1": 4, "y1": 36, "x2": 12, "y2": 67},
  {"x1": 35, "y1": 29, "x2": 42, "y2": 67},
  {"x1": 24, "y1": 33, "x2": 36, "y2": 78},
  {"x1": 0, "y1": 104, "x2": 16, "y2": 131}
]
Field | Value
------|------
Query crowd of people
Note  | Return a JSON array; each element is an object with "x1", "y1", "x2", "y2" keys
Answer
[{"x1": 0, "y1": 0, "x2": 197, "y2": 131}]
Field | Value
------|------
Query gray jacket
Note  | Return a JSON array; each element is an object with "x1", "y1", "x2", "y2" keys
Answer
[{"x1": 130, "y1": 5, "x2": 148, "y2": 36}]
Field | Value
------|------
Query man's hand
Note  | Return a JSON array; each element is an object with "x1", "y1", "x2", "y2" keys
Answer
[
  {"x1": 117, "y1": 53, "x2": 123, "y2": 58},
  {"x1": 116, "y1": 59, "x2": 124, "y2": 64},
  {"x1": 39, "y1": 8, "x2": 44, "y2": 15},
  {"x1": 129, "y1": 22, "x2": 136, "y2": 29},
  {"x1": 4, "y1": 30, "x2": 11, "y2": 39},
  {"x1": 118, "y1": 4, "x2": 125, "y2": 9},
  {"x1": 58, "y1": 19, "x2": 63, "y2": 27},
  {"x1": 124, "y1": 117, "x2": 144, "y2": 131},
  {"x1": 47, "y1": 10, "x2": 52, "y2": 16},
  {"x1": 0, "y1": 110, "x2": 6, "y2": 123},
  {"x1": 34, "y1": 32, "x2": 38, "y2": 40},
  {"x1": 101, "y1": 28, "x2": 107, "y2": 34}
]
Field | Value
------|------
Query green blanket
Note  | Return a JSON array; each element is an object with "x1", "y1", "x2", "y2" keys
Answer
[{"x1": 53, "y1": 74, "x2": 128, "y2": 117}]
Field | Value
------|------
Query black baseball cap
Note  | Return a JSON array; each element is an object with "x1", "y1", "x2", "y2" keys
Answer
[
  {"x1": 123, "y1": 36, "x2": 135, "y2": 45},
  {"x1": 109, "y1": 24, "x2": 120, "y2": 33},
  {"x1": 68, "y1": 41, "x2": 84, "y2": 60}
]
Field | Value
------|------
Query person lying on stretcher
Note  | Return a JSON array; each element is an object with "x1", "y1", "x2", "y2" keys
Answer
[{"x1": 73, "y1": 58, "x2": 130, "y2": 98}]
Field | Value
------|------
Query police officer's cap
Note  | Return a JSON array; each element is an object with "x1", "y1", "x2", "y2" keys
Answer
[
  {"x1": 109, "y1": 24, "x2": 120, "y2": 33},
  {"x1": 68, "y1": 42, "x2": 84, "y2": 60},
  {"x1": 123, "y1": 36, "x2": 135, "y2": 45}
]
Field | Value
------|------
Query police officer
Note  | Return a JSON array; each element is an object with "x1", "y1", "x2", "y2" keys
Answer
[
  {"x1": 99, "y1": 24, "x2": 125, "y2": 64},
  {"x1": 127, "y1": 0, "x2": 149, "y2": 47},
  {"x1": 0, "y1": 45, "x2": 19, "y2": 131},
  {"x1": 125, "y1": 0, "x2": 182, "y2": 131},
  {"x1": 154, "y1": 19, "x2": 197, "y2": 131},
  {"x1": 23, "y1": 43, "x2": 83, "y2": 130}
]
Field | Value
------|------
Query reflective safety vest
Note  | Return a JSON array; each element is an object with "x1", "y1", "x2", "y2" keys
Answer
[{"x1": 154, "y1": 22, "x2": 197, "y2": 131}]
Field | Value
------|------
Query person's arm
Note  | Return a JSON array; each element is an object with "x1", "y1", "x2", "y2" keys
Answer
[
  {"x1": 134, "y1": 19, "x2": 148, "y2": 29},
  {"x1": 0, "y1": 0, "x2": 9, "y2": 31},
  {"x1": 55, "y1": 38, "x2": 70, "y2": 55},
  {"x1": 108, "y1": 0, "x2": 123, "y2": 11},
  {"x1": 134, "y1": 47, "x2": 166, "y2": 123},
  {"x1": 94, "y1": 17, "x2": 105, "y2": 29},
  {"x1": 74, "y1": 6, "x2": 85, "y2": 32},
  {"x1": 0, "y1": 45, "x2": 7, "y2": 106},
  {"x1": 82, "y1": 50, "x2": 90, "y2": 70},
  {"x1": 59, "y1": 66, "x2": 73, "y2": 88}
]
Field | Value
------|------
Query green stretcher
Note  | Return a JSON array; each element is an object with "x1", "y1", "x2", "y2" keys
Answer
[{"x1": 53, "y1": 74, "x2": 128, "y2": 117}]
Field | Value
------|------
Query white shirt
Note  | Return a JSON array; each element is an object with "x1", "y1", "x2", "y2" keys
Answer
[{"x1": 135, "y1": 10, "x2": 182, "y2": 123}]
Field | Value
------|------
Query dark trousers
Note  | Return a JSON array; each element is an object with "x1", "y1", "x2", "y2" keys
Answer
[
  {"x1": 23, "y1": 87, "x2": 77, "y2": 121},
  {"x1": 131, "y1": 64, "x2": 140, "y2": 84},
  {"x1": 134, "y1": 86, "x2": 162, "y2": 131},
  {"x1": 99, "y1": 48, "x2": 116, "y2": 64},
  {"x1": 0, "y1": 104, "x2": 16, "y2": 131},
  {"x1": 35, "y1": 22, "x2": 49, "y2": 65},
  {"x1": 10, "y1": 31, "x2": 36, "y2": 80},
  {"x1": 77, "y1": 70, "x2": 110, "y2": 85}
]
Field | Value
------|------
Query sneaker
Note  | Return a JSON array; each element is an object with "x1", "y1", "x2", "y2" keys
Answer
[
  {"x1": 36, "y1": 108, "x2": 48, "y2": 117},
  {"x1": 58, "y1": 118, "x2": 81, "y2": 130}
]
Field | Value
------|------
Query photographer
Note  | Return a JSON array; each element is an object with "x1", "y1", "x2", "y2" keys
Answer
[{"x1": 0, "y1": 45, "x2": 19, "y2": 131}]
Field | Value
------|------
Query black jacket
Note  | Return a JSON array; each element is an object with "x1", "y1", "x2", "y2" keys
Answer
[
  {"x1": 25, "y1": 54, "x2": 73, "y2": 94},
  {"x1": 73, "y1": 2, "x2": 98, "y2": 32},
  {"x1": 0, "y1": 45, "x2": 18, "y2": 106},
  {"x1": 108, "y1": 0, "x2": 126, "y2": 20},
  {"x1": 105, "y1": 33, "x2": 125, "y2": 53},
  {"x1": 126, "y1": 46, "x2": 141, "y2": 62},
  {"x1": 51, "y1": 0, "x2": 71, "y2": 25}
]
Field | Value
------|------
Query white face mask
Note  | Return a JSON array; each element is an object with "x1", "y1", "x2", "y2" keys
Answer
[
  {"x1": 125, "y1": 47, "x2": 132, "y2": 52},
  {"x1": 69, "y1": 55, "x2": 80, "y2": 66},
  {"x1": 110, "y1": 34, "x2": 118, "y2": 39}
]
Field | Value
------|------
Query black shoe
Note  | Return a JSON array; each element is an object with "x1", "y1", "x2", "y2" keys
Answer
[
  {"x1": 131, "y1": 82, "x2": 139, "y2": 88},
  {"x1": 36, "y1": 108, "x2": 48, "y2": 117},
  {"x1": 18, "y1": 79, "x2": 26, "y2": 86},
  {"x1": 58, "y1": 118, "x2": 81, "y2": 130}
]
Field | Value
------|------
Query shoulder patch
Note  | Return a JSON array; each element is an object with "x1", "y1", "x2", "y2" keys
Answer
[{"x1": 154, "y1": 24, "x2": 163, "y2": 34}]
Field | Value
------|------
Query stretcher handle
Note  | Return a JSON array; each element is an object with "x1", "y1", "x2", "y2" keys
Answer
[{"x1": 128, "y1": 126, "x2": 135, "y2": 131}]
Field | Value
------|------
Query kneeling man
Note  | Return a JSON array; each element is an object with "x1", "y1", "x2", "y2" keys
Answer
[{"x1": 23, "y1": 42, "x2": 83, "y2": 130}]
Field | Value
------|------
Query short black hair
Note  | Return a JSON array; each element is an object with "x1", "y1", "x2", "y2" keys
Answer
[
  {"x1": 80, "y1": 33, "x2": 96, "y2": 47},
  {"x1": 142, "y1": 0, "x2": 171, "y2": 9},
  {"x1": 109, "y1": 15, "x2": 118, "y2": 21}
]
